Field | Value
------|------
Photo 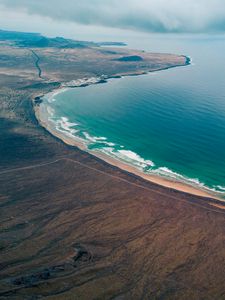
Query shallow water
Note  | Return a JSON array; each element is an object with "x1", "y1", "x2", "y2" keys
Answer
[{"x1": 42, "y1": 34, "x2": 225, "y2": 195}]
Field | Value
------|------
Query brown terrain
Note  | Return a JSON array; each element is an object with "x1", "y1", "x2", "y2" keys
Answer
[{"x1": 0, "y1": 43, "x2": 225, "y2": 300}]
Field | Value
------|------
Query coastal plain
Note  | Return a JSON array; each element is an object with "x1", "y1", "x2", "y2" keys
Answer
[{"x1": 1, "y1": 41, "x2": 225, "y2": 300}]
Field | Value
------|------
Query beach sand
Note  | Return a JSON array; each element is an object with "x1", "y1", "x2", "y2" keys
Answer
[{"x1": 35, "y1": 99, "x2": 223, "y2": 201}]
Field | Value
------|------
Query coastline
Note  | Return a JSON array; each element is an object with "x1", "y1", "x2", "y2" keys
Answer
[
  {"x1": 34, "y1": 54, "x2": 192, "y2": 106},
  {"x1": 35, "y1": 63, "x2": 225, "y2": 201},
  {"x1": 34, "y1": 103, "x2": 222, "y2": 201},
  {"x1": 34, "y1": 59, "x2": 225, "y2": 202}
]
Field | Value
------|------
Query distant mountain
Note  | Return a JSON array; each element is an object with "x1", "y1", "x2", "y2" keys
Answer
[
  {"x1": 0, "y1": 29, "x2": 41, "y2": 41},
  {"x1": 0, "y1": 29, "x2": 126, "y2": 49}
]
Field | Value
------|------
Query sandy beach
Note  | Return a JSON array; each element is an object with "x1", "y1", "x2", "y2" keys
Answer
[{"x1": 35, "y1": 88, "x2": 223, "y2": 201}]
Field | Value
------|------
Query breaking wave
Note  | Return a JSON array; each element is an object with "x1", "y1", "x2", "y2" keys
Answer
[{"x1": 44, "y1": 110, "x2": 225, "y2": 197}]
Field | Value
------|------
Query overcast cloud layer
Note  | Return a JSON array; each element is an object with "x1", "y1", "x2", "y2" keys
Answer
[{"x1": 1, "y1": 0, "x2": 225, "y2": 33}]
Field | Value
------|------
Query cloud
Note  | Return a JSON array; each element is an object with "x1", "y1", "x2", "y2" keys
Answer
[{"x1": 1, "y1": 0, "x2": 225, "y2": 33}]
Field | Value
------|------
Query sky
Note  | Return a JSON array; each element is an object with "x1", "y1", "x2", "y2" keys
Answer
[{"x1": 0, "y1": 0, "x2": 225, "y2": 40}]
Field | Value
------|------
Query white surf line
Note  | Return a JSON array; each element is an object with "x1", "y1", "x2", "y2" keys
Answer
[{"x1": 1, "y1": 155, "x2": 225, "y2": 215}]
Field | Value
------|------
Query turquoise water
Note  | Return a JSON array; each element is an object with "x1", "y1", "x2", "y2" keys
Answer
[{"x1": 43, "y1": 35, "x2": 225, "y2": 195}]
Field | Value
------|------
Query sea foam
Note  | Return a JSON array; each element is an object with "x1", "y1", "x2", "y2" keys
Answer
[
  {"x1": 117, "y1": 150, "x2": 155, "y2": 167},
  {"x1": 49, "y1": 110, "x2": 225, "y2": 195},
  {"x1": 42, "y1": 90, "x2": 225, "y2": 197},
  {"x1": 151, "y1": 166, "x2": 225, "y2": 194},
  {"x1": 54, "y1": 116, "x2": 79, "y2": 137},
  {"x1": 83, "y1": 132, "x2": 107, "y2": 143}
]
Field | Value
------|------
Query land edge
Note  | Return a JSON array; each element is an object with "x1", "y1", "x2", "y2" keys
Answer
[{"x1": 34, "y1": 55, "x2": 224, "y2": 203}]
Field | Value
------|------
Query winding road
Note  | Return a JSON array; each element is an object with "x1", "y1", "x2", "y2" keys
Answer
[{"x1": 30, "y1": 49, "x2": 43, "y2": 79}]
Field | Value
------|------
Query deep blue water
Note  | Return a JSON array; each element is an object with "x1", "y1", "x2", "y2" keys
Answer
[{"x1": 42, "y1": 35, "x2": 225, "y2": 195}]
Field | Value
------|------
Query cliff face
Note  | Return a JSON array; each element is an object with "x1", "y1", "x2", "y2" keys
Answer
[{"x1": 0, "y1": 42, "x2": 225, "y2": 300}]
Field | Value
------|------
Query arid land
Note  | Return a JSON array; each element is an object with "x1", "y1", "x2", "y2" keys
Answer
[{"x1": 1, "y1": 39, "x2": 225, "y2": 300}]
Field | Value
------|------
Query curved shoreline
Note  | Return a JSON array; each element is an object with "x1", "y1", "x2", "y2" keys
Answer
[
  {"x1": 34, "y1": 102, "x2": 222, "y2": 201},
  {"x1": 34, "y1": 58, "x2": 225, "y2": 202}
]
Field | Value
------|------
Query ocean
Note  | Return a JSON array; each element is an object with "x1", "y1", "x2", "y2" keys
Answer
[{"x1": 41, "y1": 34, "x2": 225, "y2": 196}]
